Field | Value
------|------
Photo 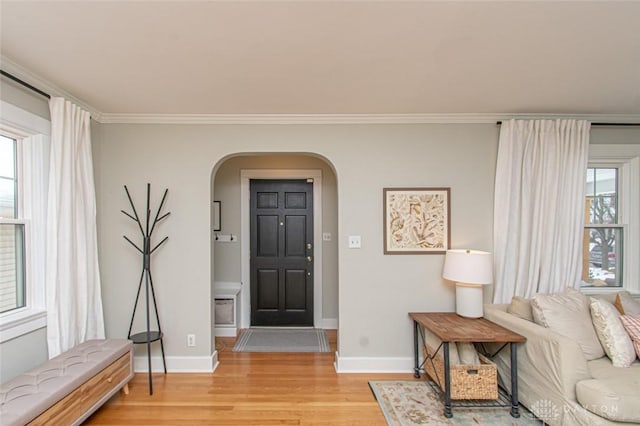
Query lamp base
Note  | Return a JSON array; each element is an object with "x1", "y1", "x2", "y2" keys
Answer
[{"x1": 455, "y1": 283, "x2": 484, "y2": 318}]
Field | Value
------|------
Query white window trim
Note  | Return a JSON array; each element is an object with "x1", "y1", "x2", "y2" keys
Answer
[
  {"x1": 0, "y1": 100, "x2": 49, "y2": 343},
  {"x1": 584, "y1": 145, "x2": 640, "y2": 296}
]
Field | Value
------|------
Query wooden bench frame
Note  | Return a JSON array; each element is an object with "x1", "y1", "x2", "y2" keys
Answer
[
  {"x1": 28, "y1": 351, "x2": 133, "y2": 425},
  {"x1": 0, "y1": 340, "x2": 134, "y2": 426}
]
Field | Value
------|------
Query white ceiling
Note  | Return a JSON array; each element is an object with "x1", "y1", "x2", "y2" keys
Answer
[{"x1": 1, "y1": 1, "x2": 640, "y2": 119}]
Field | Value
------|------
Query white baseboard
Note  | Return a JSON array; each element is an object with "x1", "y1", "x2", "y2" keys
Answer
[
  {"x1": 215, "y1": 327, "x2": 237, "y2": 337},
  {"x1": 334, "y1": 351, "x2": 414, "y2": 373},
  {"x1": 319, "y1": 318, "x2": 338, "y2": 329},
  {"x1": 134, "y1": 351, "x2": 219, "y2": 373}
]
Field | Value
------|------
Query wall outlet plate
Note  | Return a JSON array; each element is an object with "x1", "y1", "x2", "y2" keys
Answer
[{"x1": 348, "y1": 235, "x2": 361, "y2": 248}]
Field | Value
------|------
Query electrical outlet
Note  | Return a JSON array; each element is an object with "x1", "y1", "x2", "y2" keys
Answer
[
  {"x1": 187, "y1": 334, "x2": 196, "y2": 347},
  {"x1": 348, "y1": 235, "x2": 361, "y2": 248}
]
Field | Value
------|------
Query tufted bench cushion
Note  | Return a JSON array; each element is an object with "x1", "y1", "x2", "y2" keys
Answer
[{"x1": 0, "y1": 339, "x2": 133, "y2": 426}]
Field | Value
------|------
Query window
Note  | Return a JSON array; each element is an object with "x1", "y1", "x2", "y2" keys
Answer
[
  {"x1": 582, "y1": 168, "x2": 623, "y2": 287},
  {"x1": 0, "y1": 100, "x2": 49, "y2": 342},
  {"x1": 582, "y1": 144, "x2": 640, "y2": 294},
  {"x1": 0, "y1": 135, "x2": 26, "y2": 313}
]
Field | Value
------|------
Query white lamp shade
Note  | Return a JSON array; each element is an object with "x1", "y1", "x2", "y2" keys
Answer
[{"x1": 442, "y1": 249, "x2": 493, "y2": 285}]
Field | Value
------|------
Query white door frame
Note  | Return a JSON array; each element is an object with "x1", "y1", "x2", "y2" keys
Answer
[{"x1": 240, "y1": 169, "x2": 323, "y2": 329}]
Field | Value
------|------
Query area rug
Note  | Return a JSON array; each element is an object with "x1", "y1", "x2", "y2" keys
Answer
[
  {"x1": 232, "y1": 328, "x2": 331, "y2": 352},
  {"x1": 369, "y1": 381, "x2": 541, "y2": 425}
]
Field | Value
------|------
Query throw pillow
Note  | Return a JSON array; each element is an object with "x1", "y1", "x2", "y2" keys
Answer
[
  {"x1": 507, "y1": 296, "x2": 533, "y2": 321},
  {"x1": 620, "y1": 314, "x2": 640, "y2": 359},
  {"x1": 615, "y1": 292, "x2": 640, "y2": 316},
  {"x1": 457, "y1": 342, "x2": 480, "y2": 365},
  {"x1": 532, "y1": 289, "x2": 605, "y2": 360},
  {"x1": 589, "y1": 298, "x2": 636, "y2": 367}
]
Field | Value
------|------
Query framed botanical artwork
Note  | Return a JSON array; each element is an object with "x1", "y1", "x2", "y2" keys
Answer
[{"x1": 383, "y1": 187, "x2": 450, "y2": 254}]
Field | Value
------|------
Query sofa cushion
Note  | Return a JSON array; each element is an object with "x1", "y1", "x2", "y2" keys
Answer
[
  {"x1": 531, "y1": 288, "x2": 604, "y2": 360},
  {"x1": 590, "y1": 298, "x2": 636, "y2": 367},
  {"x1": 620, "y1": 314, "x2": 640, "y2": 358},
  {"x1": 576, "y1": 374, "x2": 640, "y2": 422},
  {"x1": 615, "y1": 292, "x2": 640, "y2": 315},
  {"x1": 579, "y1": 358, "x2": 640, "y2": 422},
  {"x1": 507, "y1": 296, "x2": 533, "y2": 321}
]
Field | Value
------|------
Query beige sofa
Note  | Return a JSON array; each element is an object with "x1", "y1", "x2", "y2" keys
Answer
[{"x1": 484, "y1": 294, "x2": 640, "y2": 426}]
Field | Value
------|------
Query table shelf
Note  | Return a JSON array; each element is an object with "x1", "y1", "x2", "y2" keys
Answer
[{"x1": 129, "y1": 331, "x2": 163, "y2": 344}]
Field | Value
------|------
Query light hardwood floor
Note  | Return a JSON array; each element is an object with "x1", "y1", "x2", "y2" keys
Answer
[{"x1": 85, "y1": 331, "x2": 417, "y2": 425}]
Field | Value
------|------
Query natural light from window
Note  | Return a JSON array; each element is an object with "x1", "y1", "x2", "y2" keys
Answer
[
  {"x1": 0, "y1": 134, "x2": 26, "y2": 313},
  {"x1": 582, "y1": 167, "x2": 622, "y2": 288}
]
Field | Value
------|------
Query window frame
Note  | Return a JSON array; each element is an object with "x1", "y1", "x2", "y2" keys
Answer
[
  {"x1": 583, "y1": 167, "x2": 623, "y2": 287},
  {"x1": 1, "y1": 135, "x2": 26, "y2": 314},
  {"x1": 583, "y1": 145, "x2": 640, "y2": 295},
  {"x1": 0, "y1": 101, "x2": 49, "y2": 343}
]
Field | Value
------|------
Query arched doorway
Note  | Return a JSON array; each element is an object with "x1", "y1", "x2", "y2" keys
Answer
[{"x1": 211, "y1": 154, "x2": 339, "y2": 339}]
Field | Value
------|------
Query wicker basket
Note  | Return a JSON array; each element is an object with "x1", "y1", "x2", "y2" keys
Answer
[{"x1": 423, "y1": 342, "x2": 498, "y2": 400}]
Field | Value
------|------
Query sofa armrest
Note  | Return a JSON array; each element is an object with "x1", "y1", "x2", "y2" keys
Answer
[{"x1": 484, "y1": 304, "x2": 592, "y2": 402}]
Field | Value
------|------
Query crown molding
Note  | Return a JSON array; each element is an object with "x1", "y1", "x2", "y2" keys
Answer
[
  {"x1": 97, "y1": 112, "x2": 640, "y2": 125},
  {"x1": 0, "y1": 55, "x2": 103, "y2": 121}
]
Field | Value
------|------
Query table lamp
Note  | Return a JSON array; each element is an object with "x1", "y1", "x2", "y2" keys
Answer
[{"x1": 442, "y1": 249, "x2": 493, "y2": 318}]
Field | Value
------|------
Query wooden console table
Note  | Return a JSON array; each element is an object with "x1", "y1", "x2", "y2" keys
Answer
[{"x1": 409, "y1": 312, "x2": 526, "y2": 418}]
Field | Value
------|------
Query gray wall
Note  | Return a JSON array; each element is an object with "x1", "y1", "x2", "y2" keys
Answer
[
  {"x1": 94, "y1": 122, "x2": 498, "y2": 359},
  {"x1": 0, "y1": 328, "x2": 48, "y2": 382},
  {"x1": 87, "y1": 121, "x2": 640, "y2": 362},
  {"x1": 213, "y1": 154, "x2": 339, "y2": 320},
  {"x1": 591, "y1": 126, "x2": 640, "y2": 145}
]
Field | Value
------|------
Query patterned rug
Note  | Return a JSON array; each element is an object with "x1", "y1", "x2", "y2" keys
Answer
[
  {"x1": 369, "y1": 381, "x2": 541, "y2": 425},
  {"x1": 232, "y1": 328, "x2": 331, "y2": 352}
]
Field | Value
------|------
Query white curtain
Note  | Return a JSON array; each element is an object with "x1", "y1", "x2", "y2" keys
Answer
[
  {"x1": 21, "y1": 134, "x2": 50, "y2": 310},
  {"x1": 492, "y1": 119, "x2": 590, "y2": 303},
  {"x1": 46, "y1": 97, "x2": 105, "y2": 357}
]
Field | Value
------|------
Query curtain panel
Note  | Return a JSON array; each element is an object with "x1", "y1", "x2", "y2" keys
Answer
[
  {"x1": 492, "y1": 119, "x2": 590, "y2": 303},
  {"x1": 22, "y1": 134, "x2": 50, "y2": 310},
  {"x1": 46, "y1": 97, "x2": 105, "y2": 357}
]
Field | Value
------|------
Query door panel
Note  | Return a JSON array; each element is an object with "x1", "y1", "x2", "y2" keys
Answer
[
  {"x1": 250, "y1": 179, "x2": 313, "y2": 326},
  {"x1": 285, "y1": 269, "x2": 306, "y2": 310},
  {"x1": 256, "y1": 269, "x2": 278, "y2": 310},
  {"x1": 257, "y1": 215, "x2": 278, "y2": 257},
  {"x1": 285, "y1": 216, "x2": 306, "y2": 257}
]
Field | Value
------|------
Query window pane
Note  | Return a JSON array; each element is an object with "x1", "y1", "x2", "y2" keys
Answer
[
  {"x1": 0, "y1": 178, "x2": 16, "y2": 218},
  {"x1": 0, "y1": 223, "x2": 26, "y2": 313},
  {"x1": 581, "y1": 227, "x2": 622, "y2": 288},
  {"x1": 585, "y1": 168, "x2": 617, "y2": 224},
  {"x1": 0, "y1": 135, "x2": 17, "y2": 218}
]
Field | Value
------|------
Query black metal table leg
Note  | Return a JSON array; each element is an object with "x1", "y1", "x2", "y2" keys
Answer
[
  {"x1": 443, "y1": 342, "x2": 452, "y2": 418},
  {"x1": 510, "y1": 342, "x2": 520, "y2": 418},
  {"x1": 413, "y1": 320, "x2": 421, "y2": 378}
]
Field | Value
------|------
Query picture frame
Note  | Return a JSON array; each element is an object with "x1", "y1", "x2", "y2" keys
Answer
[
  {"x1": 383, "y1": 187, "x2": 450, "y2": 254},
  {"x1": 213, "y1": 200, "x2": 221, "y2": 232}
]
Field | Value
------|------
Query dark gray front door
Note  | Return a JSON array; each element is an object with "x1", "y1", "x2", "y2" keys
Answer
[{"x1": 250, "y1": 179, "x2": 313, "y2": 326}]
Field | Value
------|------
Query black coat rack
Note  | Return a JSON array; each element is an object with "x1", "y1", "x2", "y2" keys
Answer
[{"x1": 122, "y1": 183, "x2": 169, "y2": 395}]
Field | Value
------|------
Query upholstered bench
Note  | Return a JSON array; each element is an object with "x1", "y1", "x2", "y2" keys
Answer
[{"x1": 0, "y1": 339, "x2": 133, "y2": 426}]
